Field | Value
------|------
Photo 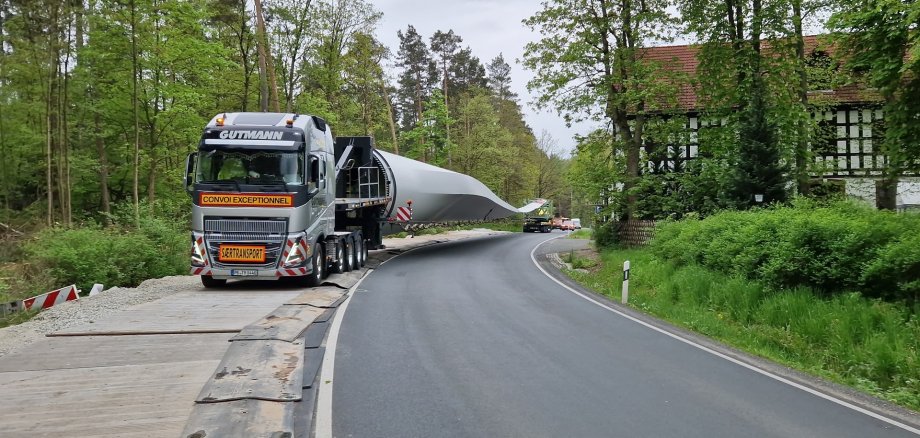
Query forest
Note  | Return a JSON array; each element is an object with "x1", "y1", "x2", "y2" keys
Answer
[
  {"x1": 1, "y1": 0, "x2": 918, "y2": 299},
  {"x1": 0, "y1": 0, "x2": 569, "y2": 232}
]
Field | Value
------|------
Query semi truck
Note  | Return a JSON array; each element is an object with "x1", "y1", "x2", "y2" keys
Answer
[
  {"x1": 184, "y1": 112, "x2": 523, "y2": 288},
  {"x1": 521, "y1": 198, "x2": 554, "y2": 233}
]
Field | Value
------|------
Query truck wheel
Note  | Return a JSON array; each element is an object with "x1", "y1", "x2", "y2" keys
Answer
[
  {"x1": 303, "y1": 243, "x2": 325, "y2": 287},
  {"x1": 357, "y1": 234, "x2": 367, "y2": 267},
  {"x1": 330, "y1": 240, "x2": 345, "y2": 274},
  {"x1": 201, "y1": 275, "x2": 226, "y2": 288},
  {"x1": 342, "y1": 237, "x2": 354, "y2": 272}
]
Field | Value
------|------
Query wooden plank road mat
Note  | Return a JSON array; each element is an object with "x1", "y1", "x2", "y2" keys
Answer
[
  {"x1": 50, "y1": 290, "x2": 304, "y2": 336},
  {"x1": 196, "y1": 339, "x2": 304, "y2": 403},
  {"x1": 0, "y1": 360, "x2": 218, "y2": 438},
  {"x1": 321, "y1": 269, "x2": 365, "y2": 290},
  {"x1": 285, "y1": 286, "x2": 348, "y2": 308},
  {"x1": 0, "y1": 333, "x2": 232, "y2": 372},
  {"x1": 182, "y1": 399, "x2": 295, "y2": 438},
  {"x1": 232, "y1": 305, "x2": 326, "y2": 342}
]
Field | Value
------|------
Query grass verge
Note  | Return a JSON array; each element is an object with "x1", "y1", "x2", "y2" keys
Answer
[
  {"x1": 565, "y1": 247, "x2": 920, "y2": 411},
  {"x1": 569, "y1": 229, "x2": 592, "y2": 239}
]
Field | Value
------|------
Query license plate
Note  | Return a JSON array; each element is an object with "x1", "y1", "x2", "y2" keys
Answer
[
  {"x1": 230, "y1": 269, "x2": 258, "y2": 277},
  {"x1": 218, "y1": 244, "x2": 266, "y2": 263}
]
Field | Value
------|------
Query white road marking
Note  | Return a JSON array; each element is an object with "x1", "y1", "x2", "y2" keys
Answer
[
  {"x1": 530, "y1": 235, "x2": 920, "y2": 436},
  {"x1": 313, "y1": 248, "x2": 421, "y2": 438}
]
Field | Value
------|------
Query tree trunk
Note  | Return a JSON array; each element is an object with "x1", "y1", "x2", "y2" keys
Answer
[
  {"x1": 876, "y1": 178, "x2": 898, "y2": 210},
  {"x1": 94, "y1": 112, "x2": 112, "y2": 224},
  {"x1": 130, "y1": 0, "x2": 140, "y2": 227},
  {"x1": 253, "y1": 0, "x2": 280, "y2": 112},
  {"x1": 792, "y1": 0, "x2": 810, "y2": 195},
  {"x1": 380, "y1": 80, "x2": 399, "y2": 154},
  {"x1": 46, "y1": 68, "x2": 54, "y2": 227}
]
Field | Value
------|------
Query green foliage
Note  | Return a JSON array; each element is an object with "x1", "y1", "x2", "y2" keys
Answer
[
  {"x1": 22, "y1": 214, "x2": 187, "y2": 293},
  {"x1": 569, "y1": 229, "x2": 592, "y2": 240},
  {"x1": 562, "y1": 250, "x2": 597, "y2": 269},
  {"x1": 652, "y1": 201, "x2": 920, "y2": 301},
  {"x1": 729, "y1": 83, "x2": 790, "y2": 207},
  {"x1": 593, "y1": 220, "x2": 620, "y2": 249},
  {"x1": 828, "y1": 0, "x2": 920, "y2": 184},
  {"x1": 567, "y1": 248, "x2": 920, "y2": 410}
]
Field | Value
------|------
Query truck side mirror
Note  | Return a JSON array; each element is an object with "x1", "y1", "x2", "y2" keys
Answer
[{"x1": 184, "y1": 153, "x2": 196, "y2": 195}]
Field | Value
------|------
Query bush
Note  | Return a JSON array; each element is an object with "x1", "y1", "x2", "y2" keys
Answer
[
  {"x1": 594, "y1": 220, "x2": 620, "y2": 248},
  {"x1": 22, "y1": 217, "x2": 187, "y2": 293},
  {"x1": 651, "y1": 200, "x2": 920, "y2": 302}
]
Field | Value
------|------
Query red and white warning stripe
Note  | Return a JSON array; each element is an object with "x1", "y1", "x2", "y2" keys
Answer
[
  {"x1": 276, "y1": 267, "x2": 308, "y2": 277},
  {"x1": 395, "y1": 206, "x2": 412, "y2": 222},
  {"x1": 191, "y1": 267, "x2": 212, "y2": 276},
  {"x1": 23, "y1": 285, "x2": 79, "y2": 311}
]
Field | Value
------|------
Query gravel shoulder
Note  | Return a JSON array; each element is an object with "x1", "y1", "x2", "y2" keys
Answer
[{"x1": 0, "y1": 275, "x2": 198, "y2": 357}]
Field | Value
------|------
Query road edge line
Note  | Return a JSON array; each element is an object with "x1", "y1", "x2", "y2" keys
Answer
[{"x1": 529, "y1": 236, "x2": 920, "y2": 436}]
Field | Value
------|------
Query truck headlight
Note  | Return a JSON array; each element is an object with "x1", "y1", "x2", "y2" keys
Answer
[
  {"x1": 191, "y1": 236, "x2": 207, "y2": 267},
  {"x1": 282, "y1": 239, "x2": 310, "y2": 268}
]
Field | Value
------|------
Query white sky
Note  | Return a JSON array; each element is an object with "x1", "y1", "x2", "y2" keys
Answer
[{"x1": 372, "y1": 0, "x2": 596, "y2": 155}]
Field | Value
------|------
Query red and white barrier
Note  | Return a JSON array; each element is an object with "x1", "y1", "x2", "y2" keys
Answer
[
  {"x1": 395, "y1": 206, "x2": 412, "y2": 222},
  {"x1": 22, "y1": 285, "x2": 80, "y2": 311}
]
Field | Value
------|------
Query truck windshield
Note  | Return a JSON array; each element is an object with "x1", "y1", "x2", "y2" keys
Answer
[{"x1": 196, "y1": 150, "x2": 303, "y2": 185}]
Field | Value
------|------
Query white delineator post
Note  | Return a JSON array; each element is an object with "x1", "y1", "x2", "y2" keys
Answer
[{"x1": 622, "y1": 260, "x2": 630, "y2": 304}]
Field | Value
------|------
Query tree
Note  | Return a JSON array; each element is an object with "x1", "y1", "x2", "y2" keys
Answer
[
  {"x1": 829, "y1": 0, "x2": 920, "y2": 210},
  {"x1": 681, "y1": 0, "x2": 793, "y2": 207},
  {"x1": 523, "y1": 0, "x2": 677, "y2": 219},
  {"x1": 486, "y1": 53, "x2": 517, "y2": 103},
  {"x1": 394, "y1": 25, "x2": 437, "y2": 131}
]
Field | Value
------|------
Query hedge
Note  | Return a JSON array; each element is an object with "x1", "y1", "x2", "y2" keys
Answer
[{"x1": 651, "y1": 201, "x2": 920, "y2": 303}]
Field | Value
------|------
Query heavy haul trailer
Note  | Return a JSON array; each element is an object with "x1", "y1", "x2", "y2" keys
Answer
[
  {"x1": 185, "y1": 112, "x2": 391, "y2": 288},
  {"x1": 185, "y1": 112, "x2": 532, "y2": 288}
]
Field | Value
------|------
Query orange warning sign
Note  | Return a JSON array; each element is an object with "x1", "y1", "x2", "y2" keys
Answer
[
  {"x1": 218, "y1": 244, "x2": 267, "y2": 263},
  {"x1": 199, "y1": 192, "x2": 293, "y2": 207}
]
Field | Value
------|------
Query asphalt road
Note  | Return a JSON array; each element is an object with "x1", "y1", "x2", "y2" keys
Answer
[{"x1": 331, "y1": 231, "x2": 918, "y2": 438}]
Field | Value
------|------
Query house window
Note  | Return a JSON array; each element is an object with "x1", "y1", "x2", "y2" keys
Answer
[{"x1": 816, "y1": 106, "x2": 884, "y2": 177}]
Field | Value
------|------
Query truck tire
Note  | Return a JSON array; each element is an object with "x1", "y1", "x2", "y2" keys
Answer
[
  {"x1": 342, "y1": 237, "x2": 354, "y2": 272},
  {"x1": 201, "y1": 275, "x2": 226, "y2": 288},
  {"x1": 357, "y1": 233, "x2": 367, "y2": 267},
  {"x1": 330, "y1": 240, "x2": 345, "y2": 274},
  {"x1": 303, "y1": 242, "x2": 325, "y2": 287}
]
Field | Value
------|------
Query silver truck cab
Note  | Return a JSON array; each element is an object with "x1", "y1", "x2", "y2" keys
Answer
[{"x1": 185, "y1": 112, "x2": 337, "y2": 287}]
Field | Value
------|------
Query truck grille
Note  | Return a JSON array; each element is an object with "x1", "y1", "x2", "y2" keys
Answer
[{"x1": 204, "y1": 218, "x2": 288, "y2": 268}]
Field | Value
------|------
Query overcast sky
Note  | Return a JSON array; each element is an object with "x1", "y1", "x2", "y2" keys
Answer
[{"x1": 371, "y1": 0, "x2": 596, "y2": 155}]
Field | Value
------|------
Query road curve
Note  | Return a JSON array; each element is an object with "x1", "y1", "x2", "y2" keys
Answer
[{"x1": 330, "y1": 232, "x2": 918, "y2": 438}]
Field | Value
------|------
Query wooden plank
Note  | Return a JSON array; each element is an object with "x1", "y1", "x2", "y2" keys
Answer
[
  {"x1": 52, "y1": 290, "x2": 304, "y2": 336},
  {"x1": 0, "y1": 333, "x2": 232, "y2": 372},
  {"x1": 196, "y1": 340, "x2": 304, "y2": 403},
  {"x1": 182, "y1": 399, "x2": 296, "y2": 438},
  {"x1": 0, "y1": 360, "x2": 218, "y2": 437},
  {"x1": 232, "y1": 305, "x2": 325, "y2": 342},
  {"x1": 285, "y1": 286, "x2": 347, "y2": 308},
  {"x1": 322, "y1": 269, "x2": 365, "y2": 290}
]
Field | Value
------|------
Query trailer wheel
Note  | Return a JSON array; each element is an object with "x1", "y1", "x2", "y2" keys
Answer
[
  {"x1": 342, "y1": 237, "x2": 354, "y2": 272},
  {"x1": 357, "y1": 233, "x2": 367, "y2": 267},
  {"x1": 201, "y1": 275, "x2": 226, "y2": 288},
  {"x1": 330, "y1": 240, "x2": 345, "y2": 274},
  {"x1": 303, "y1": 242, "x2": 325, "y2": 287}
]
